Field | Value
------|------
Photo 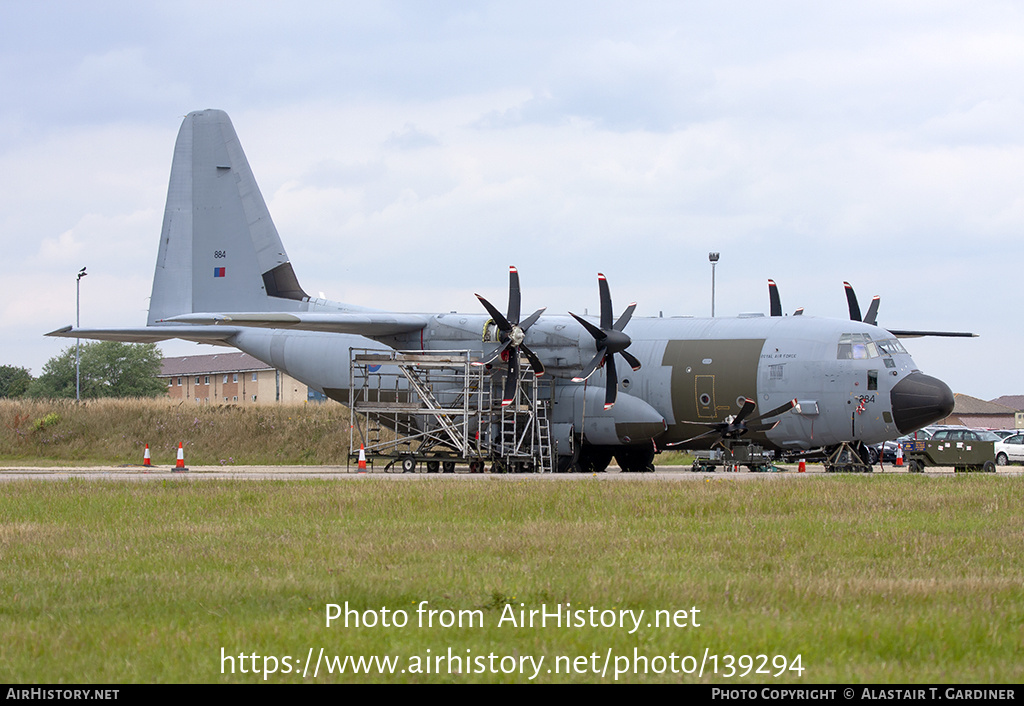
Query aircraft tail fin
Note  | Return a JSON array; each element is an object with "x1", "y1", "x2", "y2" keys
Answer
[{"x1": 147, "y1": 109, "x2": 309, "y2": 325}]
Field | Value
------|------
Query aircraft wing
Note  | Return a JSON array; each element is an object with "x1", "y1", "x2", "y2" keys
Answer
[
  {"x1": 888, "y1": 329, "x2": 978, "y2": 339},
  {"x1": 46, "y1": 325, "x2": 243, "y2": 345},
  {"x1": 162, "y1": 312, "x2": 430, "y2": 337}
]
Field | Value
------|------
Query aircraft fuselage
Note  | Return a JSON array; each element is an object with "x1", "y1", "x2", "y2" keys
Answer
[{"x1": 229, "y1": 307, "x2": 952, "y2": 454}]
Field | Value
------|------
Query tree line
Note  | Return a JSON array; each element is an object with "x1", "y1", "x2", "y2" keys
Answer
[{"x1": 1, "y1": 342, "x2": 166, "y2": 399}]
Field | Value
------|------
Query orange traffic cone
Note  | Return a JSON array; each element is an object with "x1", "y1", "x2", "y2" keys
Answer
[
  {"x1": 798, "y1": 459, "x2": 806, "y2": 473},
  {"x1": 895, "y1": 445, "x2": 904, "y2": 467},
  {"x1": 143, "y1": 444, "x2": 152, "y2": 467},
  {"x1": 358, "y1": 445, "x2": 367, "y2": 472},
  {"x1": 174, "y1": 442, "x2": 188, "y2": 472}
]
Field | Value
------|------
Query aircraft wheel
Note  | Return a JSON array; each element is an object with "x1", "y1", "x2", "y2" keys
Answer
[
  {"x1": 401, "y1": 457, "x2": 416, "y2": 473},
  {"x1": 442, "y1": 461, "x2": 456, "y2": 474},
  {"x1": 426, "y1": 460, "x2": 440, "y2": 474},
  {"x1": 614, "y1": 445, "x2": 656, "y2": 473},
  {"x1": 984, "y1": 460, "x2": 996, "y2": 473},
  {"x1": 996, "y1": 452, "x2": 1008, "y2": 466},
  {"x1": 579, "y1": 445, "x2": 613, "y2": 473},
  {"x1": 469, "y1": 460, "x2": 483, "y2": 474}
]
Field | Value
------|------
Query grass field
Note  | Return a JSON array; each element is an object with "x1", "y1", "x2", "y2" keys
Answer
[{"x1": 2, "y1": 475, "x2": 1022, "y2": 683}]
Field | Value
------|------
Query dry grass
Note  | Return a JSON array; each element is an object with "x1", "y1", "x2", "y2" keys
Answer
[
  {"x1": 0, "y1": 398, "x2": 692, "y2": 468},
  {"x1": 0, "y1": 398, "x2": 355, "y2": 465}
]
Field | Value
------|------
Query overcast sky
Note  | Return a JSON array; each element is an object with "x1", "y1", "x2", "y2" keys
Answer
[{"x1": 1, "y1": 1, "x2": 1020, "y2": 400}]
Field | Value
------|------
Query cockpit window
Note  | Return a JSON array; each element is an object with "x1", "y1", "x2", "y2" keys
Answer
[
  {"x1": 838, "y1": 333, "x2": 879, "y2": 359},
  {"x1": 875, "y1": 339, "x2": 907, "y2": 356}
]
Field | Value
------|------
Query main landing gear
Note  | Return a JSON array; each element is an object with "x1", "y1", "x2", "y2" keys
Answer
[{"x1": 557, "y1": 441, "x2": 655, "y2": 473}]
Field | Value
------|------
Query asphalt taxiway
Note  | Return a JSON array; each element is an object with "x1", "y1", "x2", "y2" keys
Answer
[{"x1": 1, "y1": 464, "x2": 1018, "y2": 481}]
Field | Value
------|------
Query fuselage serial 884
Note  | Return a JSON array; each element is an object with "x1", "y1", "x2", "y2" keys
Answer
[{"x1": 50, "y1": 110, "x2": 965, "y2": 472}]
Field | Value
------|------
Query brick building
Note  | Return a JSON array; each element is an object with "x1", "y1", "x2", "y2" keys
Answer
[
  {"x1": 159, "y1": 352, "x2": 322, "y2": 405},
  {"x1": 937, "y1": 394, "x2": 1018, "y2": 429}
]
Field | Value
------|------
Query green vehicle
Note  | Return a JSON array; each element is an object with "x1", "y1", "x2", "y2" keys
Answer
[{"x1": 903, "y1": 428, "x2": 997, "y2": 473}]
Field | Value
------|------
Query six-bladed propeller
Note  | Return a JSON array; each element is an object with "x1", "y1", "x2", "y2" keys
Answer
[
  {"x1": 569, "y1": 273, "x2": 642, "y2": 410},
  {"x1": 667, "y1": 398, "x2": 797, "y2": 447},
  {"x1": 474, "y1": 266, "x2": 546, "y2": 406}
]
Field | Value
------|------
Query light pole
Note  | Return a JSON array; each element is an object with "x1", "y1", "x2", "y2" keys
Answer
[
  {"x1": 76, "y1": 266, "x2": 87, "y2": 401},
  {"x1": 708, "y1": 252, "x2": 719, "y2": 317}
]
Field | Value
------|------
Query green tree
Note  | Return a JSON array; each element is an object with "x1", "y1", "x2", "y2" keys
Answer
[
  {"x1": 27, "y1": 342, "x2": 166, "y2": 399},
  {"x1": 0, "y1": 365, "x2": 33, "y2": 397}
]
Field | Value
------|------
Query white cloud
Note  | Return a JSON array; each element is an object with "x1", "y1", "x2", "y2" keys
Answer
[{"x1": 0, "y1": 1, "x2": 1019, "y2": 398}]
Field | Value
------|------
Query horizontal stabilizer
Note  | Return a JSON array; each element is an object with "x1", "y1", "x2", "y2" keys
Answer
[
  {"x1": 46, "y1": 325, "x2": 241, "y2": 345},
  {"x1": 163, "y1": 311, "x2": 429, "y2": 337}
]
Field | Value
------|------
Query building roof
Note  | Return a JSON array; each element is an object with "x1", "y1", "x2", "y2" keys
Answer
[
  {"x1": 990, "y1": 395, "x2": 1024, "y2": 412},
  {"x1": 160, "y1": 352, "x2": 272, "y2": 377},
  {"x1": 953, "y1": 393, "x2": 1017, "y2": 416}
]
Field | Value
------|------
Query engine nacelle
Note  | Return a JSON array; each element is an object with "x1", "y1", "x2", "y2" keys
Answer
[{"x1": 554, "y1": 386, "x2": 667, "y2": 446}]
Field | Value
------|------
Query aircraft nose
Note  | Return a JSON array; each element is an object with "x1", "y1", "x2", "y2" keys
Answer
[{"x1": 890, "y1": 372, "x2": 955, "y2": 434}]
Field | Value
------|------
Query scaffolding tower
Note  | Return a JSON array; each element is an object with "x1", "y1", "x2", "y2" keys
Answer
[{"x1": 347, "y1": 348, "x2": 553, "y2": 473}]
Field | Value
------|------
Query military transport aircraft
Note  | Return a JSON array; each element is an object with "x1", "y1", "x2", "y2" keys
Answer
[{"x1": 49, "y1": 109, "x2": 964, "y2": 472}]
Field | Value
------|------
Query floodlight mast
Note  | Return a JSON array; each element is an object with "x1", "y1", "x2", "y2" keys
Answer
[
  {"x1": 76, "y1": 266, "x2": 86, "y2": 401},
  {"x1": 708, "y1": 252, "x2": 720, "y2": 317}
]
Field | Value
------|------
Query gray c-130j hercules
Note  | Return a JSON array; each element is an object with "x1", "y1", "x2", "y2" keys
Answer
[{"x1": 49, "y1": 109, "x2": 968, "y2": 472}]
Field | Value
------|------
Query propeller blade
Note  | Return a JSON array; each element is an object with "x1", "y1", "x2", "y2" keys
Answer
[
  {"x1": 620, "y1": 349, "x2": 642, "y2": 372},
  {"x1": 604, "y1": 355, "x2": 618, "y2": 409},
  {"x1": 473, "y1": 340, "x2": 511, "y2": 366},
  {"x1": 502, "y1": 351, "x2": 519, "y2": 406},
  {"x1": 666, "y1": 428, "x2": 720, "y2": 446},
  {"x1": 612, "y1": 302, "x2": 636, "y2": 332},
  {"x1": 519, "y1": 307, "x2": 546, "y2": 332},
  {"x1": 746, "y1": 421, "x2": 781, "y2": 433},
  {"x1": 476, "y1": 294, "x2": 511, "y2": 332},
  {"x1": 768, "y1": 279, "x2": 782, "y2": 317},
  {"x1": 507, "y1": 266, "x2": 521, "y2": 324},
  {"x1": 844, "y1": 282, "x2": 862, "y2": 322},
  {"x1": 598, "y1": 273, "x2": 613, "y2": 330},
  {"x1": 734, "y1": 398, "x2": 757, "y2": 425},
  {"x1": 746, "y1": 398, "x2": 797, "y2": 425},
  {"x1": 864, "y1": 296, "x2": 880, "y2": 326},
  {"x1": 573, "y1": 350, "x2": 605, "y2": 382},
  {"x1": 520, "y1": 343, "x2": 545, "y2": 376},
  {"x1": 570, "y1": 312, "x2": 607, "y2": 341}
]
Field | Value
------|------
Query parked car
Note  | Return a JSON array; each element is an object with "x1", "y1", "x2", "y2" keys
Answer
[
  {"x1": 995, "y1": 433, "x2": 1024, "y2": 466},
  {"x1": 931, "y1": 428, "x2": 1002, "y2": 443},
  {"x1": 991, "y1": 429, "x2": 1022, "y2": 440}
]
